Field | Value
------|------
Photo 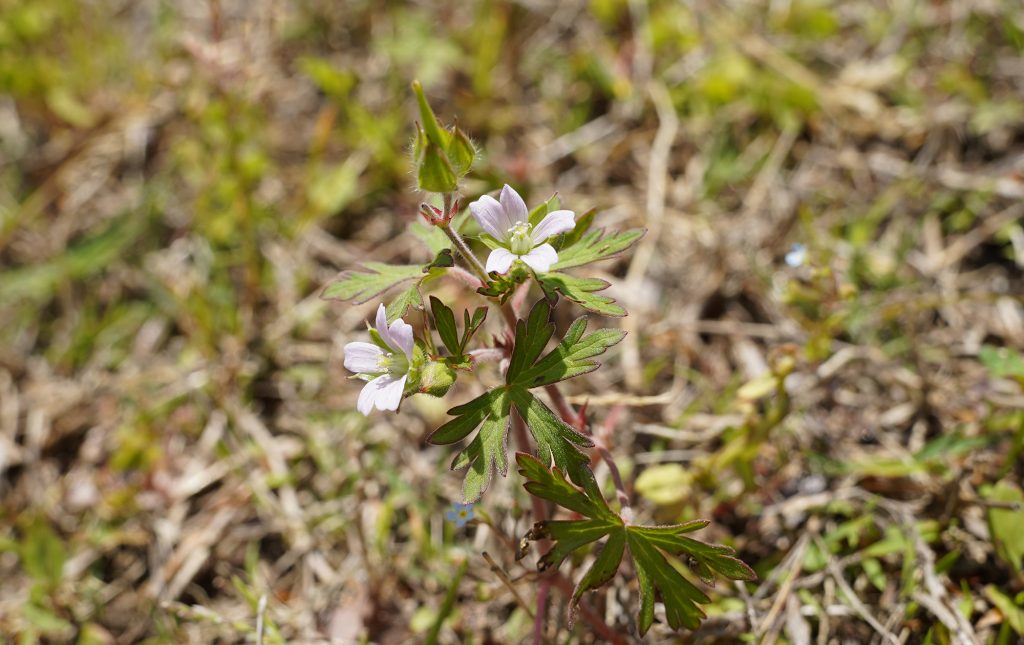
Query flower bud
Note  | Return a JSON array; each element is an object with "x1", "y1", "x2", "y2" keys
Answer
[{"x1": 419, "y1": 360, "x2": 457, "y2": 397}]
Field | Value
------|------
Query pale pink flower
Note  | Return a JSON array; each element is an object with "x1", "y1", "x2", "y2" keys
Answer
[
  {"x1": 469, "y1": 184, "x2": 575, "y2": 274},
  {"x1": 343, "y1": 304, "x2": 415, "y2": 415}
]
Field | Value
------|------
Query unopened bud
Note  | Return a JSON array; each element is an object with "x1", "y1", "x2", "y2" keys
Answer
[{"x1": 419, "y1": 360, "x2": 456, "y2": 397}]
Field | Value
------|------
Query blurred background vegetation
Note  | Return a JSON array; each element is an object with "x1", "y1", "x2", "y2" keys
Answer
[{"x1": 1, "y1": 0, "x2": 1023, "y2": 642}]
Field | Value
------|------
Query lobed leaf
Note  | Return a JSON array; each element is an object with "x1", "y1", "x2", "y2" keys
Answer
[
  {"x1": 552, "y1": 227, "x2": 645, "y2": 270},
  {"x1": 429, "y1": 389, "x2": 511, "y2": 503},
  {"x1": 430, "y1": 296, "x2": 461, "y2": 355},
  {"x1": 459, "y1": 307, "x2": 488, "y2": 354},
  {"x1": 506, "y1": 299, "x2": 556, "y2": 383},
  {"x1": 517, "y1": 456, "x2": 757, "y2": 636},
  {"x1": 429, "y1": 390, "x2": 504, "y2": 445},
  {"x1": 322, "y1": 263, "x2": 424, "y2": 304},
  {"x1": 537, "y1": 273, "x2": 626, "y2": 317},
  {"x1": 510, "y1": 388, "x2": 593, "y2": 482},
  {"x1": 515, "y1": 453, "x2": 612, "y2": 520},
  {"x1": 516, "y1": 316, "x2": 626, "y2": 388},
  {"x1": 386, "y1": 283, "x2": 424, "y2": 323}
]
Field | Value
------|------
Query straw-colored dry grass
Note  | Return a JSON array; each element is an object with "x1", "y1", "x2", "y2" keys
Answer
[{"x1": 1, "y1": 1, "x2": 1023, "y2": 642}]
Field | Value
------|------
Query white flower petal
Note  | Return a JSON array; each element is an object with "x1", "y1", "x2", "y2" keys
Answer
[
  {"x1": 469, "y1": 195, "x2": 509, "y2": 241},
  {"x1": 500, "y1": 184, "x2": 529, "y2": 225},
  {"x1": 485, "y1": 248, "x2": 518, "y2": 274},
  {"x1": 357, "y1": 376, "x2": 383, "y2": 415},
  {"x1": 374, "y1": 374, "x2": 407, "y2": 411},
  {"x1": 519, "y1": 243, "x2": 557, "y2": 273},
  {"x1": 343, "y1": 342, "x2": 384, "y2": 373},
  {"x1": 388, "y1": 317, "x2": 415, "y2": 360},
  {"x1": 531, "y1": 209, "x2": 575, "y2": 243},
  {"x1": 374, "y1": 303, "x2": 397, "y2": 349}
]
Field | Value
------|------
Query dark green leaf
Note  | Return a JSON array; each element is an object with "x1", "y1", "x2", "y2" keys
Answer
[
  {"x1": 452, "y1": 411, "x2": 510, "y2": 502},
  {"x1": 506, "y1": 299, "x2": 556, "y2": 384},
  {"x1": 429, "y1": 389, "x2": 511, "y2": 502},
  {"x1": 627, "y1": 529, "x2": 711, "y2": 633},
  {"x1": 424, "y1": 248, "x2": 455, "y2": 271},
  {"x1": 510, "y1": 388, "x2": 592, "y2": 481},
  {"x1": 570, "y1": 530, "x2": 626, "y2": 625},
  {"x1": 429, "y1": 390, "x2": 503, "y2": 444},
  {"x1": 538, "y1": 273, "x2": 626, "y2": 317},
  {"x1": 430, "y1": 296, "x2": 461, "y2": 355},
  {"x1": 552, "y1": 228, "x2": 646, "y2": 270},
  {"x1": 322, "y1": 263, "x2": 424, "y2": 304},
  {"x1": 640, "y1": 530, "x2": 756, "y2": 582},
  {"x1": 459, "y1": 307, "x2": 488, "y2": 354},
  {"x1": 516, "y1": 453, "x2": 613, "y2": 520},
  {"x1": 516, "y1": 316, "x2": 626, "y2": 388},
  {"x1": 517, "y1": 456, "x2": 757, "y2": 635}
]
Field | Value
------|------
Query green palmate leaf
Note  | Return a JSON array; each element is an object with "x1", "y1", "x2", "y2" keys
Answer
[
  {"x1": 552, "y1": 227, "x2": 645, "y2": 270},
  {"x1": 517, "y1": 454, "x2": 756, "y2": 635},
  {"x1": 429, "y1": 389, "x2": 503, "y2": 444},
  {"x1": 322, "y1": 263, "x2": 424, "y2": 304},
  {"x1": 453, "y1": 408, "x2": 510, "y2": 502},
  {"x1": 429, "y1": 389, "x2": 511, "y2": 502},
  {"x1": 537, "y1": 273, "x2": 626, "y2": 317},
  {"x1": 506, "y1": 298, "x2": 557, "y2": 383},
  {"x1": 429, "y1": 299, "x2": 623, "y2": 499},
  {"x1": 430, "y1": 296, "x2": 460, "y2": 355},
  {"x1": 516, "y1": 452, "x2": 614, "y2": 519},
  {"x1": 386, "y1": 283, "x2": 424, "y2": 323},
  {"x1": 509, "y1": 388, "x2": 593, "y2": 481},
  {"x1": 627, "y1": 530, "x2": 712, "y2": 633},
  {"x1": 516, "y1": 316, "x2": 626, "y2": 388}
]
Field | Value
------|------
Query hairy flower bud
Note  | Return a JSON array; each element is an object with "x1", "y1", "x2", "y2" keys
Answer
[{"x1": 418, "y1": 360, "x2": 456, "y2": 397}]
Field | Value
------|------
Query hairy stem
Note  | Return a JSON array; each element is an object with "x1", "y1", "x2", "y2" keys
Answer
[{"x1": 439, "y1": 192, "x2": 489, "y2": 284}]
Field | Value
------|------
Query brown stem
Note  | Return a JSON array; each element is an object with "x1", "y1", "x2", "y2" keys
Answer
[
  {"x1": 532, "y1": 579, "x2": 550, "y2": 645},
  {"x1": 548, "y1": 574, "x2": 630, "y2": 645}
]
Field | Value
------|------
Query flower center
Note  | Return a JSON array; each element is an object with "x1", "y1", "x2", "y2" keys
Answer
[
  {"x1": 376, "y1": 351, "x2": 408, "y2": 376},
  {"x1": 508, "y1": 222, "x2": 533, "y2": 255}
]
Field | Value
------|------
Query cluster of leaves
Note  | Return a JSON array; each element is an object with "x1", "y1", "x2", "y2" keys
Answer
[
  {"x1": 429, "y1": 296, "x2": 487, "y2": 369},
  {"x1": 516, "y1": 453, "x2": 756, "y2": 634},
  {"x1": 428, "y1": 298, "x2": 625, "y2": 500}
]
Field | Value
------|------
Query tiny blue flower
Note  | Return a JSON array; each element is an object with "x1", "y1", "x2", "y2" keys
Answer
[
  {"x1": 445, "y1": 502, "x2": 475, "y2": 527},
  {"x1": 785, "y1": 243, "x2": 807, "y2": 268}
]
